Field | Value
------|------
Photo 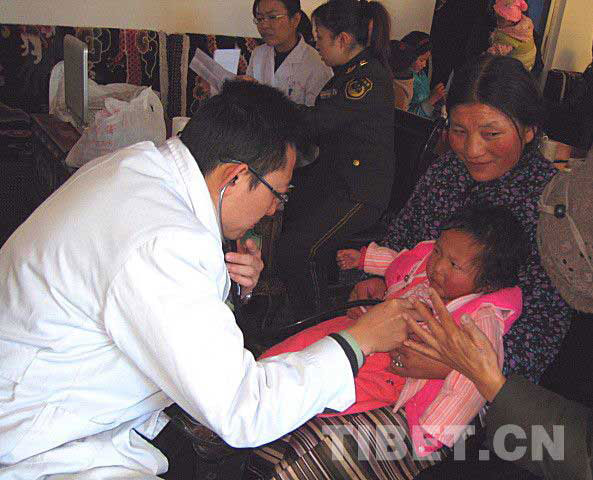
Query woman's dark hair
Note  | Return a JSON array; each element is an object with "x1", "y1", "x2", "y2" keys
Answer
[
  {"x1": 252, "y1": 0, "x2": 313, "y2": 44},
  {"x1": 400, "y1": 31, "x2": 432, "y2": 57},
  {"x1": 389, "y1": 40, "x2": 415, "y2": 75},
  {"x1": 446, "y1": 55, "x2": 545, "y2": 150},
  {"x1": 312, "y1": 0, "x2": 392, "y2": 71},
  {"x1": 390, "y1": 31, "x2": 432, "y2": 74},
  {"x1": 440, "y1": 205, "x2": 529, "y2": 292}
]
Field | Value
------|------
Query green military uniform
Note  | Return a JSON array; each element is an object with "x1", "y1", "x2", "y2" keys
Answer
[
  {"x1": 276, "y1": 48, "x2": 395, "y2": 318},
  {"x1": 417, "y1": 375, "x2": 593, "y2": 480}
]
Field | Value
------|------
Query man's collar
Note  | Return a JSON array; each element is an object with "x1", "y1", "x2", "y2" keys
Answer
[{"x1": 159, "y1": 138, "x2": 221, "y2": 243}]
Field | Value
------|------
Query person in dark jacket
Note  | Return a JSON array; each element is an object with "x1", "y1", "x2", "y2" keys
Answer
[
  {"x1": 275, "y1": 0, "x2": 395, "y2": 319},
  {"x1": 407, "y1": 150, "x2": 593, "y2": 480},
  {"x1": 544, "y1": 40, "x2": 593, "y2": 154}
]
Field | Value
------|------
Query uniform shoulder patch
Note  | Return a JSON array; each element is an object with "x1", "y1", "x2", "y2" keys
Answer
[{"x1": 345, "y1": 78, "x2": 373, "y2": 100}]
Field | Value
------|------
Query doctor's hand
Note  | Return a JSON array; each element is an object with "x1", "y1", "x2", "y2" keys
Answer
[
  {"x1": 225, "y1": 238, "x2": 264, "y2": 295},
  {"x1": 345, "y1": 299, "x2": 412, "y2": 356},
  {"x1": 346, "y1": 278, "x2": 387, "y2": 319}
]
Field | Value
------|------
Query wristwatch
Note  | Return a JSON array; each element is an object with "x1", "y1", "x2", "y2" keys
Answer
[{"x1": 241, "y1": 291, "x2": 253, "y2": 304}]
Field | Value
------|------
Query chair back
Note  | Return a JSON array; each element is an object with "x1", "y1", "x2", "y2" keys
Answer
[{"x1": 390, "y1": 109, "x2": 444, "y2": 213}]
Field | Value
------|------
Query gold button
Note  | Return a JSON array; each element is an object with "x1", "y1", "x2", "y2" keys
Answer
[{"x1": 352, "y1": 159, "x2": 360, "y2": 167}]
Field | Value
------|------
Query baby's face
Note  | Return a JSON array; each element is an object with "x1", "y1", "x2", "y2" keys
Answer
[{"x1": 426, "y1": 229, "x2": 482, "y2": 303}]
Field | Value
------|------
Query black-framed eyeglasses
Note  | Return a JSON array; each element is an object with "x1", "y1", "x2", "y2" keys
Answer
[
  {"x1": 253, "y1": 13, "x2": 289, "y2": 25},
  {"x1": 220, "y1": 159, "x2": 292, "y2": 205}
]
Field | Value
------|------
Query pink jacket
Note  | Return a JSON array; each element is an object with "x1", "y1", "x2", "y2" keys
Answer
[
  {"x1": 262, "y1": 241, "x2": 522, "y2": 456},
  {"x1": 364, "y1": 241, "x2": 522, "y2": 455}
]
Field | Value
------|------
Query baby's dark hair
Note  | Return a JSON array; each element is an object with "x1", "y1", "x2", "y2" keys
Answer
[{"x1": 440, "y1": 205, "x2": 528, "y2": 292}]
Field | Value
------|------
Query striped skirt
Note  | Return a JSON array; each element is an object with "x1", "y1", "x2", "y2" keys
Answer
[{"x1": 245, "y1": 408, "x2": 449, "y2": 480}]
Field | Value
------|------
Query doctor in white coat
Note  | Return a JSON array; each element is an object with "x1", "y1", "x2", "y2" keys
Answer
[
  {"x1": 0, "y1": 80, "x2": 411, "y2": 479},
  {"x1": 247, "y1": 0, "x2": 333, "y2": 106}
]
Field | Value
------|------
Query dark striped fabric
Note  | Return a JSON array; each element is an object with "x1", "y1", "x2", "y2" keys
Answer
[
  {"x1": 246, "y1": 408, "x2": 449, "y2": 480},
  {"x1": 163, "y1": 33, "x2": 187, "y2": 119}
]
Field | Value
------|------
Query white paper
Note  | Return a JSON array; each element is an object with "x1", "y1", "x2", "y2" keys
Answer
[
  {"x1": 213, "y1": 49, "x2": 241, "y2": 75},
  {"x1": 172, "y1": 116, "x2": 190, "y2": 136},
  {"x1": 189, "y1": 47, "x2": 237, "y2": 95}
]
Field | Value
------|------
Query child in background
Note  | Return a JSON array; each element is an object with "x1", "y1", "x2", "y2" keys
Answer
[
  {"x1": 390, "y1": 31, "x2": 446, "y2": 118},
  {"x1": 261, "y1": 205, "x2": 528, "y2": 456},
  {"x1": 487, "y1": 0, "x2": 536, "y2": 71}
]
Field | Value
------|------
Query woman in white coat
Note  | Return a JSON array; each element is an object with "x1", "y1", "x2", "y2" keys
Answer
[{"x1": 247, "y1": 0, "x2": 333, "y2": 106}]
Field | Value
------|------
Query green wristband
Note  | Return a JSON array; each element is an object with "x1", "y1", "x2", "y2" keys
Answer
[{"x1": 335, "y1": 330, "x2": 365, "y2": 369}]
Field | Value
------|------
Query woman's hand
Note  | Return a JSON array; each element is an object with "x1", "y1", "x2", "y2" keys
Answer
[
  {"x1": 402, "y1": 289, "x2": 506, "y2": 401},
  {"x1": 224, "y1": 238, "x2": 264, "y2": 295},
  {"x1": 336, "y1": 249, "x2": 361, "y2": 270},
  {"x1": 345, "y1": 299, "x2": 411, "y2": 355},
  {"x1": 389, "y1": 344, "x2": 452, "y2": 379},
  {"x1": 347, "y1": 278, "x2": 387, "y2": 319},
  {"x1": 428, "y1": 83, "x2": 446, "y2": 105}
]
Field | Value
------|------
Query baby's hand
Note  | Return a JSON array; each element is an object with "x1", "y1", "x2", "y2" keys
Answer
[{"x1": 336, "y1": 249, "x2": 361, "y2": 270}]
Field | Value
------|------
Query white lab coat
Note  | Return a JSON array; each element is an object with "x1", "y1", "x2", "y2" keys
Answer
[
  {"x1": 247, "y1": 35, "x2": 333, "y2": 106},
  {"x1": 0, "y1": 138, "x2": 355, "y2": 479}
]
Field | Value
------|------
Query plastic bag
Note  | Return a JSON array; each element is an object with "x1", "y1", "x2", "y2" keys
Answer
[
  {"x1": 65, "y1": 88, "x2": 166, "y2": 168},
  {"x1": 49, "y1": 62, "x2": 166, "y2": 168}
]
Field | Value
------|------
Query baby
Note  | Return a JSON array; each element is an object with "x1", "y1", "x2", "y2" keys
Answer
[
  {"x1": 487, "y1": 0, "x2": 537, "y2": 71},
  {"x1": 261, "y1": 205, "x2": 529, "y2": 455}
]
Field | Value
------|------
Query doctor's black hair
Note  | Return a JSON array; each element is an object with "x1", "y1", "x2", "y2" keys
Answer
[
  {"x1": 252, "y1": 0, "x2": 313, "y2": 44},
  {"x1": 180, "y1": 79, "x2": 313, "y2": 188},
  {"x1": 312, "y1": 0, "x2": 392, "y2": 72},
  {"x1": 439, "y1": 205, "x2": 529, "y2": 292}
]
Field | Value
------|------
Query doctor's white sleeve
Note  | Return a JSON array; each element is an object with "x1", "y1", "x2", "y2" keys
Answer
[{"x1": 102, "y1": 231, "x2": 356, "y2": 447}]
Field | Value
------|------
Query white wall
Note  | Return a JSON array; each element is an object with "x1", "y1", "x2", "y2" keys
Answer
[
  {"x1": 548, "y1": 0, "x2": 593, "y2": 72},
  {"x1": 300, "y1": 0, "x2": 437, "y2": 40},
  {"x1": 0, "y1": 0, "x2": 435, "y2": 40}
]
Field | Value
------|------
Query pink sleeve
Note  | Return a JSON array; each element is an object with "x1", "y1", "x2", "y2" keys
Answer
[
  {"x1": 418, "y1": 306, "x2": 505, "y2": 447},
  {"x1": 362, "y1": 242, "x2": 399, "y2": 276}
]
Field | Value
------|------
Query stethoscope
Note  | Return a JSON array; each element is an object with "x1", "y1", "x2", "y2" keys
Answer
[
  {"x1": 217, "y1": 177, "x2": 244, "y2": 315},
  {"x1": 217, "y1": 172, "x2": 385, "y2": 333},
  {"x1": 217, "y1": 176, "x2": 236, "y2": 252}
]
